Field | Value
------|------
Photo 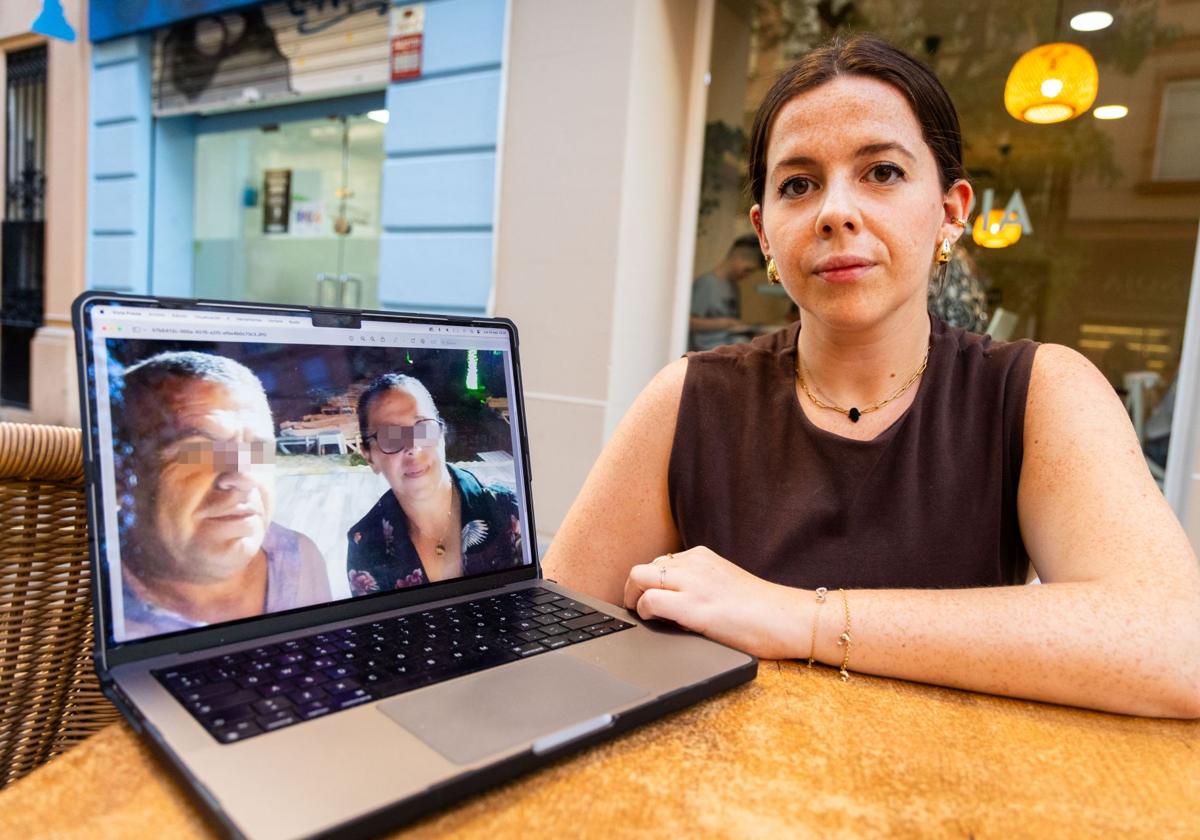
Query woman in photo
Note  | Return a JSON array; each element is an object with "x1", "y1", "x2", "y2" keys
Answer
[
  {"x1": 346, "y1": 373, "x2": 522, "y2": 595},
  {"x1": 543, "y1": 34, "x2": 1200, "y2": 718}
]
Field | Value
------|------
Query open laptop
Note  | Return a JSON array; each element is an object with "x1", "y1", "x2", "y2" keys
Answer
[{"x1": 73, "y1": 292, "x2": 755, "y2": 840}]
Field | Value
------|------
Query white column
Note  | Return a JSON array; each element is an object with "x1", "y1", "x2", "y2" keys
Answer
[
  {"x1": 492, "y1": 0, "x2": 712, "y2": 543},
  {"x1": 1164, "y1": 220, "x2": 1200, "y2": 554}
]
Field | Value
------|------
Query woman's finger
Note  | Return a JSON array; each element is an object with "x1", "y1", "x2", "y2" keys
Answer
[{"x1": 635, "y1": 586, "x2": 696, "y2": 627}]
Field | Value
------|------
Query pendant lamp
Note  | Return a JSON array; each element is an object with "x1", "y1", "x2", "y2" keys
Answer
[
  {"x1": 1004, "y1": 42, "x2": 1098, "y2": 124},
  {"x1": 972, "y1": 210, "x2": 1023, "y2": 249},
  {"x1": 1003, "y1": 0, "x2": 1099, "y2": 124}
]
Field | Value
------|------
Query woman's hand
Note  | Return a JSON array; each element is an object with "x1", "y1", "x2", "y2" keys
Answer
[{"x1": 623, "y1": 546, "x2": 804, "y2": 660}]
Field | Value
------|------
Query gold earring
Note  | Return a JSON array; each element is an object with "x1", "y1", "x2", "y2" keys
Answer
[
  {"x1": 935, "y1": 238, "x2": 952, "y2": 265},
  {"x1": 766, "y1": 258, "x2": 781, "y2": 285},
  {"x1": 950, "y1": 217, "x2": 967, "y2": 229}
]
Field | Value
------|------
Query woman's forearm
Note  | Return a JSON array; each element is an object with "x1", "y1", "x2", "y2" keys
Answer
[{"x1": 787, "y1": 579, "x2": 1200, "y2": 718}]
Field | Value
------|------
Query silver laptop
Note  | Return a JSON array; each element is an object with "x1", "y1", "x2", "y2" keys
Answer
[{"x1": 73, "y1": 292, "x2": 755, "y2": 840}]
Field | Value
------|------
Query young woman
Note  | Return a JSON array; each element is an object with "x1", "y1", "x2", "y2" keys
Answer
[{"x1": 543, "y1": 34, "x2": 1200, "y2": 718}]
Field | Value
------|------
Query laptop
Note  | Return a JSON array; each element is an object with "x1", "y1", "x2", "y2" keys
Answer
[{"x1": 72, "y1": 292, "x2": 756, "y2": 840}]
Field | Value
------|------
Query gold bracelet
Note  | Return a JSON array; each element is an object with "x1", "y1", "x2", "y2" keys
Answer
[
  {"x1": 807, "y1": 587, "x2": 827, "y2": 667},
  {"x1": 836, "y1": 588, "x2": 852, "y2": 682}
]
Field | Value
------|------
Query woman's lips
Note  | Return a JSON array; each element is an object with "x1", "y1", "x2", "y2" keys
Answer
[
  {"x1": 816, "y1": 263, "x2": 873, "y2": 284},
  {"x1": 404, "y1": 465, "x2": 430, "y2": 479}
]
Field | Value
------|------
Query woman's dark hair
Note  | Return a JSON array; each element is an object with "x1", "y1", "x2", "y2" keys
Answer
[
  {"x1": 357, "y1": 373, "x2": 440, "y2": 450},
  {"x1": 748, "y1": 33, "x2": 965, "y2": 206}
]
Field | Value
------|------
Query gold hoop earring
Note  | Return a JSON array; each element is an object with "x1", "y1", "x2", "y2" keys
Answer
[
  {"x1": 766, "y1": 258, "x2": 781, "y2": 285},
  {"x1": 935, "y1": 238, "x2": 952, "y2": 265}
]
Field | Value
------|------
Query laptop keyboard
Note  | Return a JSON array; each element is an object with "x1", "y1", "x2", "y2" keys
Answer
[{"x1": 153, "y1": 588, "x2": 634, "y2": 744}]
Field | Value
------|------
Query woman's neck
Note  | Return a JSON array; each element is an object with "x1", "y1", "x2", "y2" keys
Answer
[
  {"x1": 398, "y1": 470, "x2": 455, "y2": 540},
  {"x1": 796, "y1": 304, "x2": 932, "y2": 409}
]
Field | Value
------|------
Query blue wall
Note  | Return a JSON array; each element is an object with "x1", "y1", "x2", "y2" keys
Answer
[{"x1": 86, "y1": 0, "x2": 508, "y2": 314}]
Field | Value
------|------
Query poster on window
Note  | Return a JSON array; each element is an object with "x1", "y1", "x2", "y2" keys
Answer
[{"x1": 262, "y1": 168, "x2": 291, "y2": 234}]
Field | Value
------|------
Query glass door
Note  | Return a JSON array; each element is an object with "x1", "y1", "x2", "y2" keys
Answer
[{"x1": 192, "y1": 112, "x2": 385, "y2": 308}]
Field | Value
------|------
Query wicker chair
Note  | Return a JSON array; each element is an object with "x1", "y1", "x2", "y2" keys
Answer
[{"x1": 0, "y1": 423, "x2": 120, "y2": 789}]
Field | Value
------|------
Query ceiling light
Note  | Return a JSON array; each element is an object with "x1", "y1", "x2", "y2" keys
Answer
[
  {"x1": 1070, "y1": 11, "x2": 1114, "y2": 32},
  {"x1": 1093, "y1": 104, "x2": 1129, "y2": 120},
  {"x1": 367, "y1": 110, "x2": 389, "y2": 124},
  {"x1": 972, "y1": 210, "x2": 1022, "y2": 249},
  {"x1": 1004, "y1": 42, "x2": 1098, "y2": 124}
]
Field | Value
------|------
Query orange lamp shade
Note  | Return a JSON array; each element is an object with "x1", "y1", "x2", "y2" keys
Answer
[
  {"x1": 972, "y1": 210, "x2": 1022, "y2": 249},
  {"x1": 1004, "y1": 42, "x2": 1098, "y2": 124}
]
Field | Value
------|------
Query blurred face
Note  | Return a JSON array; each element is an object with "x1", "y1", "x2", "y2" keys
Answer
[
  {"x1": 134, "y1": 378, "x2": 277, "y2": 584},
  {"x1": 750, "y1": 75, "x2": 969, "y2": 332},
  {"x1": 363, "y1": 388, "x2": 447, "y2": 501}
]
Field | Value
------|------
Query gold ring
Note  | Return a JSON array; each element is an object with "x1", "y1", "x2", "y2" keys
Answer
[{"x1": 659, "y1": 566, "x2": 667, "y2": 588}]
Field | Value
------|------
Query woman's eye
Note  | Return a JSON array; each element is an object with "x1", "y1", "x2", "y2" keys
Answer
[
  {"x1": 867, "y1": 163, "x2": 904, "y2": 184},
  {"x1": 779, "y1": 176, "x2": 812, "y2": 198}
]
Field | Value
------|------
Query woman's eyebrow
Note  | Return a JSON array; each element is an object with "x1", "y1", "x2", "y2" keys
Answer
[
  {"x1": 855, "y1": 141, "x2": 916, "y2": 162},
  {"x1": 772, "y1": 142, "x2": 916, "y2": 174}
]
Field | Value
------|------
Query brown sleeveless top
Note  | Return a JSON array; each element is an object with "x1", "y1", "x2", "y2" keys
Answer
[{"x1": 668, "y1": 318, "x2": 1038, "y2": 589}]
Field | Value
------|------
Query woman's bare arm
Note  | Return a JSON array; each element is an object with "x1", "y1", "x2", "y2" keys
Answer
[
  {"x1": 628, "y1": 345, "x2": 1200, "y2": 717},
  {"x1": 541, "y1": 358, "x2": 688, "y2": 605}
]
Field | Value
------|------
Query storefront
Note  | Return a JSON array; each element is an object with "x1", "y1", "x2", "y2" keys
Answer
[{"x1": 85, "y1": 0, "x2": 506, "y2": 314}]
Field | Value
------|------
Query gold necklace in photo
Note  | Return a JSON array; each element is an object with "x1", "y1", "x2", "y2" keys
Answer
[{"x1": 795, "y1": 346, "x2": 929, "y2": 423}]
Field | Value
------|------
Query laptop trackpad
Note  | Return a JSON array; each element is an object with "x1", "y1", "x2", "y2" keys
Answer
[{"x1": 377, "y1": 655, "x2": 649, "y2": 765}]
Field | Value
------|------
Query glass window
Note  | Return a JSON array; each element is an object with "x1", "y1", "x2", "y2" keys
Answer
[
  {"x1": 192, "y1": 113, "x2": 385, "y2": 309},
  {"x1": 693, "y1": 0, "x2": 1200, "y2": 484}
]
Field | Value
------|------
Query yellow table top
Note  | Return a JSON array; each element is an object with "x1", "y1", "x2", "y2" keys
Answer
[{"x1": 1, "y1": 660, "x2": 1197, "y2": 838}]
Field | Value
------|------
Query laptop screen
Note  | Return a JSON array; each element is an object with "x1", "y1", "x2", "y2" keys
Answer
[{"x1": 83, "y1": 302, "x2": 534, "y2": 645}]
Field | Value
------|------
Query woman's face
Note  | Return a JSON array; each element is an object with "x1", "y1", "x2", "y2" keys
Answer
[
  {"x1": 750, "y1": 74, "x2": 970, "y2": 333},
  {"x1": 363, "y1": 388, "x2": 447, "y2": 501}
]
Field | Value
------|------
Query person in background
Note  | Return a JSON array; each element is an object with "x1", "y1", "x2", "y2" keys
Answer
[{"x1": 688, "y1": 234, "x2": 767, "y2": 350}]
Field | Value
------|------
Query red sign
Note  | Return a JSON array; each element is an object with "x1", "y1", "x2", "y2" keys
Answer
[
  {"x1": 391, "y1": 34, "x2": 423, "y2": 81},
  {"x1": 390, "y1": 4, "x2": 425, "y2": 82}
]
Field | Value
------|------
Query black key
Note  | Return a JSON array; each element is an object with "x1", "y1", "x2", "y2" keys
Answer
[
  {"x1": 516, "y1": 629, "x2": 547, "y2": 643},
  {"x1": 236, "y1": 673, "x2": 266, "y2": 690},
  {"x1": 328, "y1": 678, "x2": 360, "y2": 694},
  {"x1": 216, "y1": 653, "x2": 247, "y2": 668},
  {"x1": 190, "y1": 688, "x2": 260, "y2": 715},
  {"x1": 258, "y1": 710, "x2": 299, "y2": 731},
  {"x1": 511, "y1": 642, "x2": 547, "y2": 657},
  {"x1": 248, "y1": 645, "x2": 280, "y2": 659},
  {"x1": 533, "y1": 614, "x2": 562, "y2": 626},
  {"x1": 554, "y1": 609, "x2": 584, "y2": 620},
  {"x1": 311, "y1": 644, "x2": 336, "y2": 657},
  {"x1": 273, "y1": 665, "x2": 302, "y2": 679},
  {"x1": 294, "y1": 672, "x2": 329, "y2": 689},
  {"x1": 589, "y1": 622, "x2": 624, "y2": 636},
  {"x1": 183, "y1": 680, "x2": 238, "y2": 702},
  {"x1": 515, "y1": 609, "x2": 539, "y2": 620},
  {"x1": 330, "y1": 688, "x2": 373, "y2": 710},
  {"x1": 252, "y1": 697, "x2": 293, "y2": 716},
  {"x1": 311, "y1": 656, "x2": 336, "y2": 670},
  {"x1": 299, "y1": 701, "x2": 332, "y2": 720},
  {"x1": 513, "y1": 620, "x2": 539, "y2": 632},
  {"x1": 167, "y1": 673, "x2": 207, "y2": 691},
  {"x1": 539, "y1": 623, "x2": 570, "y2": 636},
  {"x1": 563, "y1": 613, "x2": 609, "y2": 631},
  {"x1": 528, "y1": 593, "x2": 563, "y2": 606},
  {"x1": 564, "y1": 630, "x2": 593, "y2": 644},
  {"x1": 287, "y1": 688, "x2": 327, "y2": 706},
  {"x1": 203, "y1": 706, "x2": 253, "y2": 729},
  {"x1": 324, "y1": 665, "x2": 354, "y2": 680},
  {"x1": 276, "y1": 652, "x2": 306, "y2": 666},
  {"x1": 281, "y1": 639, "x2": 304, "y2": 651},
  {"x1": 214, "y1": 719, "x2": 261, "y2": 743},
  {"x1": 204, "y1": 667, "x2": 236, "y2": 682},
  {"x1": 545, "y1": 637, "x2": 570, "y2": 650},
  {"x1": 257, "y1": 681, "x2": 293, "y2": 698}
]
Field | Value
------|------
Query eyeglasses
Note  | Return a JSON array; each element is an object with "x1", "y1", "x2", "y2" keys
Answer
[
  {"x1": 171, "y1": 439, "x2": 276, "y2": 469},
  {"x1": 364, "y1": 418, "x2": 444, "y2": 454}
]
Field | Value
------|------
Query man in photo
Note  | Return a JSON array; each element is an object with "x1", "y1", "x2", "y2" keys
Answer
[{"x1": 112, "y1": 351, "x2": 331, "y2": 640}]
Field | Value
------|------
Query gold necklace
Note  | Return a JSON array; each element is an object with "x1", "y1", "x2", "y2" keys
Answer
[
  {"x1": 795, "y1": 345, "x2": 930, "y2": 423},
  {"x1": 417, "y1": 480, "x2": 458, "y2": 557}
]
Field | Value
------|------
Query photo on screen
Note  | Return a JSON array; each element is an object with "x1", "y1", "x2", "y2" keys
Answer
[{"x1": 104, "y1": 337, "x2": 523, "y2": 642}]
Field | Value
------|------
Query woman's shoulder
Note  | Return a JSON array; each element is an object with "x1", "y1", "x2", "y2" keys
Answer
[
  {"x1": 934, "y1": 318, "x2": 1039, "y2": 385},
  {"x1": 687, "y1": 323, "x2": 798, "y2": 368},
  {"x1": 346, "y1": 490, "x2": 395, "y2": 542}
]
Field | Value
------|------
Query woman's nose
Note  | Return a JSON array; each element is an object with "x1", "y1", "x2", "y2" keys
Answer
[{"x1": 814, "y1": 178, "x2": 861, "y2": 237}]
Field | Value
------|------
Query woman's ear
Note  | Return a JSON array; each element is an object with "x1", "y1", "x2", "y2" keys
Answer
[
  {"x1": 750, "y1": 204, "x2": 769, "y2": 259},
  {"x1": 943, "y1": 179, "x2": 973, "y2": 245}
]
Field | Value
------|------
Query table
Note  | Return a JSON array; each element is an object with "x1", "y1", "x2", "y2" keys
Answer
[{"x1": 1, "y1": 660, "x2": 1196, "y2": 838}]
